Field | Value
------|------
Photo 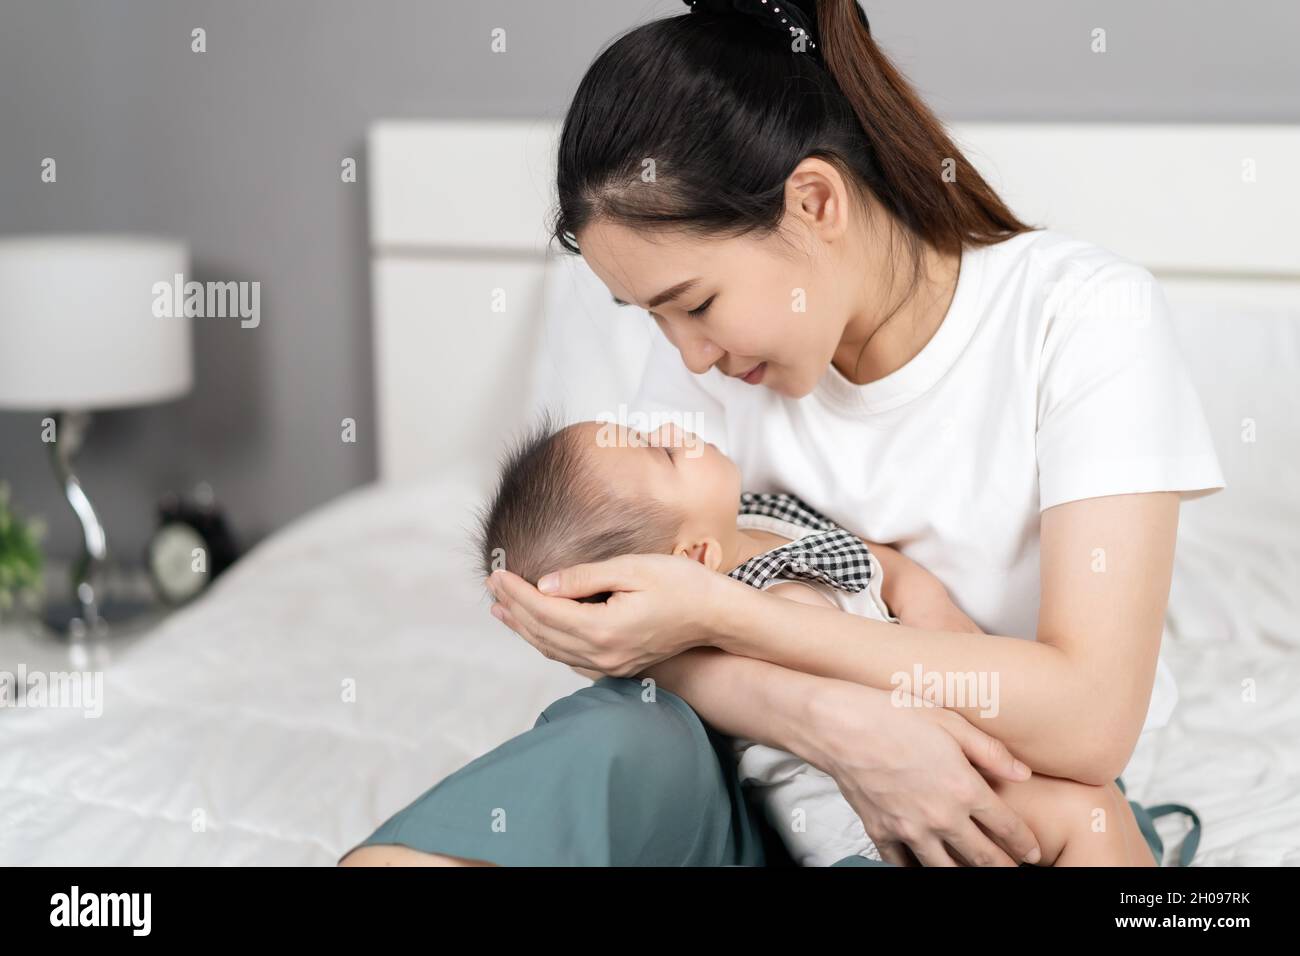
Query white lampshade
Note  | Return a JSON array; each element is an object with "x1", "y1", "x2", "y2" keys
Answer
[{"x1": 0, "y1": 234, "x2": 193, "y2": 411}]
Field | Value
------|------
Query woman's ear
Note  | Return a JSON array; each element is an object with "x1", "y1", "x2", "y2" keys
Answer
[
  {"x1": 675, "y1": 537, "x2": 724, "y2": 572},
  {"x1": 785, "y1": 156, "x2": 850, "y2": 243}
]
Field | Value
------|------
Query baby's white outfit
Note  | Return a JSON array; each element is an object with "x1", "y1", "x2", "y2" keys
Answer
[{"x1": 728, "y1": 492, "x2": 899, "y2": 867}]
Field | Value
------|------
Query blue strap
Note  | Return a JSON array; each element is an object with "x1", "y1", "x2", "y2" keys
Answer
[
  {"x1": 1115, "y1": 777, "x2": 1201, "y2": 866},
  {"x1": 1143, "y1": 803, "x2": 1202, "y2": 867}
]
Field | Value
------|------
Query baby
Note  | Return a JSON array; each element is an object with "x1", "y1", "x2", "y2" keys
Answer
[{"x1": 475, "y1": 415, "x2": 1156, "y2": 867}]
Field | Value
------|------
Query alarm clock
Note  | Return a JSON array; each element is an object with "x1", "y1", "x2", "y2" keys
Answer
[{"x1": 145, "y1": 483, "x2": 240, "y2": 605}]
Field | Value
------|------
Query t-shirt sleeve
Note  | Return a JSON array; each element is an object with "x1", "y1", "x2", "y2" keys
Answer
[
  {"x1": 1035, "y1": 262, "x2": 1226, "y2": 512},
  {"x1": 630, "y1": 328, "x2": 730, "y2": 450}
]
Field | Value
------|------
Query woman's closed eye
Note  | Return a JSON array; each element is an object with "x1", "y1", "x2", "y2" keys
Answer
[{"x1": 687, "y1": 296, "x2": 715, "y2": 318}]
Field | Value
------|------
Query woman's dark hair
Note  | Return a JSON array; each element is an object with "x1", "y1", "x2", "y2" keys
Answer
[{"x1": 552, "y1": 0, "x2": 1032, "y2": 300}]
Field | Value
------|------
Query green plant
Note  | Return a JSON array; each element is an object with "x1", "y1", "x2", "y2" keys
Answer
[{"x1": 0, "y1": 482, "x2": 45, "y2": 615}]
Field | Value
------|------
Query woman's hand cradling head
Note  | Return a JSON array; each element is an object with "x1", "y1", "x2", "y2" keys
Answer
[
  {"x1": 800, "y1": 678, "x2": 1042, "y2": 867},
  {"x1": 486, "y1": 554, "x2": 726, "y2": 677}
]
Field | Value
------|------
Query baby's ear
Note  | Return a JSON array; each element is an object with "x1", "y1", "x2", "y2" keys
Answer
[{"x1": 676, "y1": 538, "x2": 723, "y2": 571}]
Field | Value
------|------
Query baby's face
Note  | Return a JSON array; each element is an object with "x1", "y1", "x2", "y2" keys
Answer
[{"x1": 568, "y1": 421, "x2": 742, "y2": 545}]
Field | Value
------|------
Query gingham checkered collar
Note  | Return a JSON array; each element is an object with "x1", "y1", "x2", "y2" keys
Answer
[{"x1": 727, "y1": 492, "x2": 874, "y2": 594}]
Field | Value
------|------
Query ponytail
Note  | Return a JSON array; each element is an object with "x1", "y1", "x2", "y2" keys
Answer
[{"x1": 816, "y1": 0, "x2": 1029, "y2": 253}]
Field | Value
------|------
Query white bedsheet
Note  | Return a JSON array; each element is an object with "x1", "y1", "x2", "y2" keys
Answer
[
  {"x1": 1, "y1": 473, "x2": 1296, "y2": 865},
  {"x1": 0, "y1": 473, "x2": 586, "y2": 865}
]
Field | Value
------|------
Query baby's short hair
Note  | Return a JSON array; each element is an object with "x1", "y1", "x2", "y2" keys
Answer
[{"x1": 474, "y1": 413, "x2": 684, "y2": 597}]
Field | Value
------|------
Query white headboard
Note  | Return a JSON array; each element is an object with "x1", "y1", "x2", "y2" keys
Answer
[{"x1": 366, "y1": 119, "x2": 1300, "y2": 484}]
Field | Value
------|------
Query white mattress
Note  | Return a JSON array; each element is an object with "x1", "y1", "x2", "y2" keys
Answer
[{"x1": 1, "y1": 472, "x2": 1296, "y2": 865}]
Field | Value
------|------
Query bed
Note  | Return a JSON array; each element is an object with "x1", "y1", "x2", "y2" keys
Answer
[{"x1": 2, "y1": 120, "x2": 1297, "y2": 866}]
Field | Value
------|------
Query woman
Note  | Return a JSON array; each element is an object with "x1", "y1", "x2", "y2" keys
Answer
[{"x1": 341, "y1": 0, "x2": 1222, "y2": 867}]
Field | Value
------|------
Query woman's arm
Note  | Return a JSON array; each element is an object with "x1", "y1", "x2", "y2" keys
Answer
[
  {"x1": 491, "y1": 578, "x2": 1044, "y2": 866},
  {"x1": 493, "y1": 492, "x2": 1180, "y2": 784},
  {"x1": 715, "y1": 492, "x2": 1181, "y2": 783},
  {"x1": 635, "y1": 645, "x2": 819, "y2": 749}
]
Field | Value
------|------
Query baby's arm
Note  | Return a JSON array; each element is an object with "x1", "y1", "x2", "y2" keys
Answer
[
  {"x1": 772, "y1": 539, "x2": 981, "y2": 632},
  {"x1": 865, "y1": 542, "x2": 983, "y2": 634}
]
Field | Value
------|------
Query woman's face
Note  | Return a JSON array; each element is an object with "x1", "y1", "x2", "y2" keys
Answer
[{"x1": 577, "y1": 163, "x2": 864, "y2": 399}]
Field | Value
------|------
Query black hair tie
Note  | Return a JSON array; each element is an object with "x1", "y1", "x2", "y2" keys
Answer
[{"x1": 682, "y1": 0, "x2": 871, "y2": 54}]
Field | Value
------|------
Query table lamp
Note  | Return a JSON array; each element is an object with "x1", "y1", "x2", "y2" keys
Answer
[{"x1": 0, "y1": 235, "x2": 192, "y2": 637}]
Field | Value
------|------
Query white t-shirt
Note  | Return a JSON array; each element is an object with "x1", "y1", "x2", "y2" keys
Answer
[{"x1": 632, "y1": 228, "x2": 1226, "y2": 734}]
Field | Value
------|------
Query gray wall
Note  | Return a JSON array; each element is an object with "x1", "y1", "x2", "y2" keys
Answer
[{"x1": 2, "y1": 0, "x2": 1297, "y2": 567}]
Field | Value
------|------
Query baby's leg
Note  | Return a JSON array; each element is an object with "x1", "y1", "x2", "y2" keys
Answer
[{"x1": 987, "y1": 774, "x2": 1156, "y2": 867}]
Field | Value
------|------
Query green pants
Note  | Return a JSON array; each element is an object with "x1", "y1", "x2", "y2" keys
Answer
[{"x1": 346, "y1": 676, "x2": 1197, "y2": 867}]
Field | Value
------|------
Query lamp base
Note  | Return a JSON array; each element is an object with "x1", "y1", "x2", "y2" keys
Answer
[
  {"x1": 47, "y1": 409, "x2": 112, "y2": 639},
  {"x1": 42, "y1": 594, "x2": 156, "y2": 641}
]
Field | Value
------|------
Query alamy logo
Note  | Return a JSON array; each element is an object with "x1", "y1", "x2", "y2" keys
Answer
[
  {"x1": 593, "y1": 404, "x2": 709, "y2": 458},
  {"x1": 152, "y1": 272, "x2": 261, "y2": 328},
  {"x1": 0, "y1": 666, "x2": 102, "y2": 718},
  {"x1": 890, "y1": 665, "x2": 1000, "y2": 718},
  {"x1": 50, "y1": 886, "x2": 151, "y2": 936}
]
